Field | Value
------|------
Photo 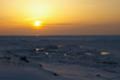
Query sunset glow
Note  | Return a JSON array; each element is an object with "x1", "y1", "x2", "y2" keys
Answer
[
  {"x1": 0, "y1": 0, "x2": 120, "y2": 35},
  {"x1": 33, "y1": 21, "x2": 43, "y2": 30}
]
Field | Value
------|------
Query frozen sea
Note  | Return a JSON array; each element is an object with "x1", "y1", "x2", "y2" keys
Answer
[{"x1": 0, "y1": 36, "x2": 120, "y2": 80}]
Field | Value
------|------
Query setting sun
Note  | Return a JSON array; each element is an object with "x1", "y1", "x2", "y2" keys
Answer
[{"x1": 34, "y1": 20, "x2": 43, "y2": 29}]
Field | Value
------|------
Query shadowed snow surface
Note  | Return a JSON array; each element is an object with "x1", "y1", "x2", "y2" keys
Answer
[{"x1": 0, "y1": 36, "x2": 120, "y2": 80}]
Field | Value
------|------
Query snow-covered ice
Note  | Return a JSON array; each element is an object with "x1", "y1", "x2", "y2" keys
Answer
[{"x1": 0, "y1": 36, "x2": 120, "y2": 80}]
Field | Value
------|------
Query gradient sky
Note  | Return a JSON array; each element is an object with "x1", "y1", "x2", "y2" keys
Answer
[{"x1": 0, "y1": 0, "x2": 120, "y2": 35}]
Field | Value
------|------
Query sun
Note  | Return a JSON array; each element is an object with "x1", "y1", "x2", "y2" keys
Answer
[
  {"x1": 34, "y1": 20, "x2": 42, "y2": 26},
  {"x1": 34, "y1": 20, "x2": 43, "y2": 29}
]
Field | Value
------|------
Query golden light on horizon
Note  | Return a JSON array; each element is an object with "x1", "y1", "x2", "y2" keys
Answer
[
  {"x1": 33, "y1": 20, "x2": 43, "y2": 30},
  {"x1": 0, "y1": 0, "x2": 120, "y2": 35}
]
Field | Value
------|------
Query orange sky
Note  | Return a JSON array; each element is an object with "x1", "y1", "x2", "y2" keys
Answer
[{"x1": 0, "y1": 0, "x2": 120, "y2": 35}]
